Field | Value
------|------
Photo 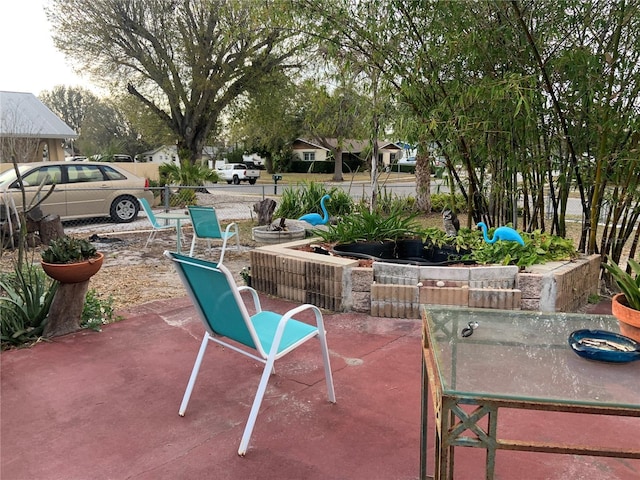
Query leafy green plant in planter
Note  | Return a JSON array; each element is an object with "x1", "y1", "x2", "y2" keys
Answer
[
  {"x1": 464, "y1": 229, "x2": 577, "y2": 267},
  {"x1": 41, "y1": 236, "x2": 97, "y2": 264},
  {"x1": 315, "y1": 204, "x2": 423, "y2": 243},
  {"x1": 41, "y1": 236, "x2": 103, "y2": 285},
  {"x1": 605, "y1": 258, "x2": 640, "y2": 311},
  {"x1": 605, "y1": 258, "x2": 640, "y2": 342}
]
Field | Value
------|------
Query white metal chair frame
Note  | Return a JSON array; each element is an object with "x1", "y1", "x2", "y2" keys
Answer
[
  {"x1": 165, "y1": 251, "x2": 336, "y2": 456},
  {"x1": 138, "y1": 198, "x2": 182, "y2": 249}
]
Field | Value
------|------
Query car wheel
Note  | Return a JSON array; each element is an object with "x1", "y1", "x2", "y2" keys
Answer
[
  {"x1": 232, "y1": 175, "x2": 240, "y2": 185},
  {"x1": 248, "y1": 179, "x2": 256, "y2": 185},
  {"x1": 110, "y1": 195, "x2": 139, "y2": 223}
]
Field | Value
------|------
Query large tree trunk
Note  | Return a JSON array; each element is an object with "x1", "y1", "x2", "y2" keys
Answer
[
  {"x1": 332, "y1": 147, "x2": 344, "y2": 182},
  {"x1": 415, "y1": 145, "x2": 432, "y2": 213}
]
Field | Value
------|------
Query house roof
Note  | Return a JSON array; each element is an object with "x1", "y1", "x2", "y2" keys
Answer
[
  {"x1": 140, "y1": 145, "x2": 176, "y2": 156},
  {"x1": 0, "y1": 91, "x2": 78, "y2": 139}
]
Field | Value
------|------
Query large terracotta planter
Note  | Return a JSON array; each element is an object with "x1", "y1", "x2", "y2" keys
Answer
[
  {"x1": 611, "y1": 293, "x2": 640, "y2": 342},
  {"x1": 41, "y1": 252, "x2": 104, "y2": 284}
]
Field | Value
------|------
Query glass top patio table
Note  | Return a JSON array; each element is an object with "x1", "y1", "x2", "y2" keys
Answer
[{"x1": 423, "y1": 306, "x2": 640, "y2": 409}]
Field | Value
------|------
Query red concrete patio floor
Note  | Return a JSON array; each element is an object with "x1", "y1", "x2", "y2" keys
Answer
[{"x1": 1, "y1": 296, "x2": 638, "y2": 480}]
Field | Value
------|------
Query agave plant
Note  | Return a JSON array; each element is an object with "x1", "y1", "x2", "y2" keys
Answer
[
  {"x1": 0, "y1": 263, "x2": 58, "y2": 348},
  {"x1": 605, "y1": 258, "x2": 640, "y2": 311}
]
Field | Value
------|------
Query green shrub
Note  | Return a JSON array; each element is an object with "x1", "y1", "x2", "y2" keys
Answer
[
  {"x1": 159, "y1": 161, "x2": 218, "y2": 186},
  {"x1": 375, "y1": 188, "x2": 419, "y2": 215},
  {"x1": 275, "y1": 182, "x2": 354, "y2": 219},
  {"x1": 430, "y1": 193, "x2": 467, "y2": 213},
  {"x1": 81, "y1": 289, "x2": 121, "y2": 331}
]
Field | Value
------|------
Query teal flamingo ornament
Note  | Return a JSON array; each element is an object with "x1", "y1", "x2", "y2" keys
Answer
[
  {"x1": 298, "y1": 194, "x2": 331, "y2": 226},
  {"x1": 477, "y1": 222, "x2": 525, "y2": 246}
]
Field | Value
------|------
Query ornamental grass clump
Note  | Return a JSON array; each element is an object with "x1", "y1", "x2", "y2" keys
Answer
[{"x1": 315, "y1": 204, "x2": 423, "y2": 244}]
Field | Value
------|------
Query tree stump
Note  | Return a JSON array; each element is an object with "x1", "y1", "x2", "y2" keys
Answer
[
  {"x1": 43, "y1": 281, "x2": 90, "y2": 338},
  {"x1": 253, "y1": 198, "x2": 277, "y2": 226},
  {"x1": 39, "y1": 214, "x2": 65, "y2": 246},
  {"x1": 25, "y1": 207, "x2": 44, "y2": 247}
]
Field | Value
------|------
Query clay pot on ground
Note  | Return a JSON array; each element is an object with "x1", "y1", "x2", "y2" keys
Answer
[{"x1": 611, "y1": 293, "x2": 640, "y2": 343}]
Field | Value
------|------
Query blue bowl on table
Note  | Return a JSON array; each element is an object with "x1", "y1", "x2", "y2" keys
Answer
[{"x1": 569, "y1": 329, "x2": 640, "y2": 363}]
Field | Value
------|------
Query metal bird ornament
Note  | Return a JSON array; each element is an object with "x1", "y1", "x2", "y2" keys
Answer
[
  {"x1": 476, "y1": 222, "x2": 525, "y2": 246},
  {"x1": 298, "y1": 194, "x2": 331, "y2": 226}
]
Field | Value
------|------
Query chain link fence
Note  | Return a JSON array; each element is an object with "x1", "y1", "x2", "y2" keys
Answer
[{"x1": 2, "y1": 180, "x2": 589, "y2": 247}]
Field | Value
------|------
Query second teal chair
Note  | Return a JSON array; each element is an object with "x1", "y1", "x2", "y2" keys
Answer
[
  {"x1": 187, "y1": 206, "x2": 239, "y2": 263},
  {"x1": 139, "y1": 198, "x2": 182, "y2": 248}
]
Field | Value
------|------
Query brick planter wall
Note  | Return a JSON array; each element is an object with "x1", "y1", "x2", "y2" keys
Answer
[
  {"x1": 251, "y1": 240, "x2": 600, "y2": 319},
  {"x1": 250, "y1": 240, "x2": 358, "y2": 311}
]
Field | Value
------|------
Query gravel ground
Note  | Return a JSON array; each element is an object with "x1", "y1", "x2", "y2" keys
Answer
[
  {"x1": 1, "y1": 191, "x2": 268, "y2": 311},
  {"x1": 83, "y1": 191, "x2": 268, "y2": 310}
]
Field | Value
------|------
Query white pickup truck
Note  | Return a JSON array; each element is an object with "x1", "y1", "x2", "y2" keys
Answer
[{"x1": 216, "y1": 163, "x2": 260, "y2": 185}]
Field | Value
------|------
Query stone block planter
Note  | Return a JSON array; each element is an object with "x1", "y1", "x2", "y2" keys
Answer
[{"x1": 250, "y1": 238, "x2": 600, "y2": 318}]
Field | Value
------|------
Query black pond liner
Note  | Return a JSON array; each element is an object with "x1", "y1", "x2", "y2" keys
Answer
[{"x1": 332, "y1": 240, "x2": 475, "y2": 266}]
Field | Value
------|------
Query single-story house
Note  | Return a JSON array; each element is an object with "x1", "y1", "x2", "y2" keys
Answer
[
  {"x1": 291, "y1": 138, "x2": 403, "y2": 167},
  {"x1": 137, "y1": 145, "x2": 179, "y2": 165},
  {"x1": 0, "y1": 91, "x2": 78, "y2": 163}
]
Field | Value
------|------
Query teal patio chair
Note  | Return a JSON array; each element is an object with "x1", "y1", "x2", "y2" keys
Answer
[
  {"x1": 165, "y1": 251, "x2": 336, "y2": 456},
  {"x1": 138, "y1": 198, "x2": 182, "y2": 248},
  {"x1": 187, "y1": 205, "x2": 239, "y2": 263}
]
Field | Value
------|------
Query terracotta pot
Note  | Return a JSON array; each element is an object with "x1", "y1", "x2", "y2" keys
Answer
[
  {"x1": 41, "y1": 252, "x2": 104, "y2": 284},
  {"x1": 611, "y1": 293, "x2": 640, "y2": 343}
]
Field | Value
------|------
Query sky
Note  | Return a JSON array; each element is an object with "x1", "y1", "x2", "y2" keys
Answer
[{"x1": 0, "y1": 1, "x2": 96, "y2": 96}]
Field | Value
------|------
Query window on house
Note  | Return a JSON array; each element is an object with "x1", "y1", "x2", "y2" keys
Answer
[
  {"x1": 303, "y1": 152, "x2": 315, "y2": 162},
  {"x1": 390, "y1": 153, "x2": 397, "y2": 162}
]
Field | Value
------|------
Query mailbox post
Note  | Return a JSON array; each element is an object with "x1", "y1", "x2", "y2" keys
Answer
[{"x1": 272, "y1": 174, "x2": 282, "y2": 194}]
